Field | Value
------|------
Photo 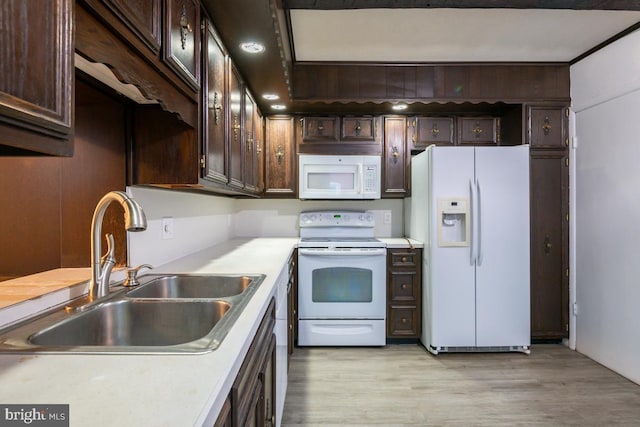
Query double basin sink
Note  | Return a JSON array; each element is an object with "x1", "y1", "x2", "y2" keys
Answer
[{"x1": 0, "y1": 274, "x2": 265, "y2": 354}]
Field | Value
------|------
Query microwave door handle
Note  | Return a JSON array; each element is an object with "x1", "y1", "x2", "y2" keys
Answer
[{"x1": 358, "y1": 164, "x2": 363, "y2": 194}]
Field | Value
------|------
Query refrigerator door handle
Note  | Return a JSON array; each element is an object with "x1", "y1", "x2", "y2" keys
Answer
[
  {"x1": 477, "y1": 179, "x2": 483, "y2": 266},
  {"x1": 469, "y1": 179, "x2": 476, "y2": 266}
]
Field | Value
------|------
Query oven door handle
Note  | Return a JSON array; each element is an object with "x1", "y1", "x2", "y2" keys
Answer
[{"x1": 299, "y1": 248, "x2": 387, "y2": 256}]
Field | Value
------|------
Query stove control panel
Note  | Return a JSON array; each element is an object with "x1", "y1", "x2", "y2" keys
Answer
[{"x1": 299, "y1": 211, "x2": 375, "y2": 227}]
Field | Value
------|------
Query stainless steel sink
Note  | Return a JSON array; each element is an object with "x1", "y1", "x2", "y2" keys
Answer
[
  {"x1": 30, "y1": 299, "x2": 229, "y2": 347},
  {"x1": 0, "y1": 273, "x2": 266, "y2": 354},
  {"x1": 127, "y1": 274, "x2": 258, "y2": 299}
]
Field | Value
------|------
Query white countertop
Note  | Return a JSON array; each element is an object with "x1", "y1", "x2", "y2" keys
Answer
[
  {"x1": 0, "y1": 238, "x2": 298, "y2": 427},
  {"x1": 0, "y1": 236, "x2": 420, "y2": 426}
]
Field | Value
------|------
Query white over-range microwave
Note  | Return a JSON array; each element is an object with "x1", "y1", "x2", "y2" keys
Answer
[{"x1": 298, "y1": 154, "x2": 381, "y2": 199}]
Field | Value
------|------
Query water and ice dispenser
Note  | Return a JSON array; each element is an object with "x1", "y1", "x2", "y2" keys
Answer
[{"x1": 437, "y1": 198, "x2": 470, "y2": 247}]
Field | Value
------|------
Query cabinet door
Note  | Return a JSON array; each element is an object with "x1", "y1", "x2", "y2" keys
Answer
[
  {"x1": 255, "y1": 109, "x2": 265, "y2": 193},
  {"x1": 163, "y1": 0, "x2": 200, "y2": 90},
  {"x1": 202, "y1": 20, "x2": 228, "y2": 185},
  {"x1": 213, "y1": 395, "x2": 232, "y2": 427},
  {"x1": 265, "y1": 116, "x2": 296, "y2": 197},
  {"x1": 382, "y1": 117, "x2": 408, "y2": 198},
  {"x1": 228, "y1": 63, "x2": 244, "y2": 190},
  {"x1": 530, "y1": 149, "x2": 569, "y2": 340},
  {"x1": 244, "y1": 91, "x2": 257, "y2": 192},
  {"x1": 0, "y1": 0, "x2": 73, "y2": 155},
  {"x1": 261, "y1": 335, "x2": 276, "y2": 427},
  {"x1": 301, "y1": 116, "x2": 338, "y2": 142},
  {"x1": 341, "y1": 116, "x2": 376, "y2": 142},
  {"x1": 410, "y1": 117, "x2": 455, "y2": 150},
  {"x1": 102, "y1": 0, "x2": 161, "y2": 53},
  {"x1": 458, "y1": 117, "x2": 499, "y2": 145},
  {"x1": 528, "y1": 105, "x2": 569, "y2": 148}
]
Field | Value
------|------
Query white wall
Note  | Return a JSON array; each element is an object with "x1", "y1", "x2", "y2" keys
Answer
[
  {"x1": 126, "y1": 187, "x2": 405, "y2": 267},
  {"x1": 571, "y1": 29, "x2": 640, "y2": 385},
  {"x1": 233, "y1": 198, "x2": 405, "y2": 238},
  {"x1": 127, "y1": 187, "x2": 236, "y2": 267}
]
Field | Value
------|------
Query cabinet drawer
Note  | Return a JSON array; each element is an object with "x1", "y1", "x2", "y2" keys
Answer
[
  {"x1": 458, "y1": 117, "x2": 499, "y2": 145},
  {"x1": 389, "y1": 250, "x2": 419, "y2": 267},
  {"x1": 302, "y1": 117, "x2": 339, "y2": 142},
  {"x1": 412, "y1": 117, "x2": 455, "y2": 149},
  {"x1": 387, "y1": 306, "x2": 420, "y2": 337},
  {"x1": 389, "y1": 271, "x2": 418, "y2": 302},
  {"x1": 341, "y1": 116, "x2": 376, "y2": 141}
]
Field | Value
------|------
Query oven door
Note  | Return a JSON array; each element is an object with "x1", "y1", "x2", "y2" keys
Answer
[{"x1": 297, "y1": 247, "x2": 386, "y2": 319}]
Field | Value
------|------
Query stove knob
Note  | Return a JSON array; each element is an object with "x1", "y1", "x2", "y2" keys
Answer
[
  {"x1": 365, "y1": 213, "x2": 373, "y2": 222},
  {"x1": 301, "y1": 214, "x2": 308, "y2": 223},
  {"x1": 359, "y1": 214, "x2": 365, "y2": 221},
  {"x1": 310, "y1": 214, "x2": 317, "y2": 222}
]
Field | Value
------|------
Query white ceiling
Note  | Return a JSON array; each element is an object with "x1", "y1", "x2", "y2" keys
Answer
[{"x1": 290, "y1": 8, "x2": 640, "y2": 62}]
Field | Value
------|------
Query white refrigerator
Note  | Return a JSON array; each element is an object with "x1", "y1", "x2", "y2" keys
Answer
[{"x1": 410, "y1": 145, "x2": 530, "y2": 354}]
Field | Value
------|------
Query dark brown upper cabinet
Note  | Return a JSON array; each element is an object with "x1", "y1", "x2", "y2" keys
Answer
[
  {"x1": 341, "y1": 116, "x2": 376, "y2": 142},
  {"x1": 301, "y1": 116, "x2": 339, "y2": 142},
  {"x1": 244, "y1": 90, "x2": 258, "y2": 193},
  {"x1": 298, "y1": 116, "x2": 382, "y2": 155},
  {"x1": 382, "y1": 116, "x2": 408, "y2": 198},
  {"x1": 528, "y1": 105, "x2": 569, "y2": 149},
  {"x1": 458, "y1": 117, "x2": 500, "y2": 145},
  {"x1": 0, "y1": 0, "x2": 73, "y2": 155},
  {"x1": 202, "y1": 19, "x2": 229, "y2": 185},
  {"x1": 265, "y1": 116, "x2": 296, "y2": 198},
  {"x1": 163, "y1": 0, "x2": 201, "y2": 91},
  {"x1": 409, "y1": 117, "x2": 455, "y2": 151},
  {"x1": 228, "y1": 62, "x2": 244, "y2": 190},
  {"x1": 102, "y1": 0, "x2": 162, "y2": 54}
]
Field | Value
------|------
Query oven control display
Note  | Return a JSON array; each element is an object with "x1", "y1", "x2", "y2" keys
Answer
[{"x1": 300, "y1": 211, "x2": 374, "y2": 227}]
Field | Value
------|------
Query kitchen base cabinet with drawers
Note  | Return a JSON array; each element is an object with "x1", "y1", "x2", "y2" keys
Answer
[
  {"x1": 386, "y1": 248, "x2": 423, "y2": 340},
  {"x1": 215, "y1": 298, "x2": 276, "y2": 427}
]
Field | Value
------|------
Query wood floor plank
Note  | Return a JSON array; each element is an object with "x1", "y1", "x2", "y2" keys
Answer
[{"x1": 282, "y1": 344, "x2": 640, "y2": 426}]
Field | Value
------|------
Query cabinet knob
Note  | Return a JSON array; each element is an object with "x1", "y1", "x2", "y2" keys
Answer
[
  {"x1": 431, "y1": 124, "x2": 440, "y2": 138},
  {"x1": 401, "y1": 284, "x2": 408, "y2": 290},
  {"x1": 401, "y1": 317, "x2": 408, "y2": 324},
  {"x1": 472, "y1": 121, "x2": 483, "y2": 138},
  {"x1": 391, "y1": 146, "x2": 400, "y2": 163},
  {"x1": 179, "y1": 4, "x2": 193, "y2": 50},
  {"x1": 542, "y1": 116, "x2": 552, "y2": 135},
  {"x1": 275, "y1": 145, "x2": 285, "y2": 164},
  {"x1": 401, "y1": 256, "x2": 408, "y2": 262},
  {"x1": 354, "y1": 121, "x2": 362, "y2": 136}
]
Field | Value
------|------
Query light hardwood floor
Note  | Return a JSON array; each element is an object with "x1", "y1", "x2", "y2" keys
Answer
[{"x1": 282, "y1": 344, "x2": 640, "y2": 426}]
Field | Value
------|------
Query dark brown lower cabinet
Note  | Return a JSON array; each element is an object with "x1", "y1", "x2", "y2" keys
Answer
[
  {"x1": 216, "y1": 298, "x2": 275, "y2": 427},
  {"x1": 213, "y1": 396, "x2": 232, "y2": 427},
  {"x1": 530, "y1": 149, "x2": 569, "y2": 340},
  {"x1": 386, "y1": 248, "x2": 422, "y2": 339}
]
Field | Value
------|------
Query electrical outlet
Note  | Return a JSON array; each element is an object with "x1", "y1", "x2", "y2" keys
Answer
[
  {"x1": 383, "y1": 211, "x2": 392, "y2": 224},
  {"x1": 161, "y1": 217, "x2": 174, "y2": 240}
]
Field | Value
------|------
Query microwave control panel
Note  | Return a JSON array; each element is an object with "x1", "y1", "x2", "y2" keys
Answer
[{"x1": 363, "y1": 165, "x2": 378, "y2": 193}]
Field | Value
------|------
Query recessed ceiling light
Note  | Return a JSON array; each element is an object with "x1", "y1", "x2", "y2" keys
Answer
[
  {"x1": 271, "y1": 104, "x2": 286, "y2": 110},
  {"x1": 240, "y1": 42, "x2": 265, "y2": 54},
  {"x1": 262, "y1": 93, "x2": 280, "y2": 100},
  {"x1": 392, "y1": 103, "x2": 408, "y2": 111}
]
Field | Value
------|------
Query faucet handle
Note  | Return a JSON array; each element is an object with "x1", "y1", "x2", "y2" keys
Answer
[
  {"x1": 100, "y1": 234, "x2": 116, "y2": 266},
  {"x1": 123, "y1": 264, "x2": 153, "y2": 287}
]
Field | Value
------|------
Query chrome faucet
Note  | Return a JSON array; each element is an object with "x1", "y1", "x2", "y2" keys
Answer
[{"x1": 89, "y1": 191, "x2": 147, "y2": 301}]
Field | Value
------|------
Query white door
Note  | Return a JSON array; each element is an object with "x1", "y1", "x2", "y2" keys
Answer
[
  {"x1": 429, "y1": 146, "x2": 477, "y2": 348},
  {"x1": 474, "y1": 146, "x2": 530, "y2": 347}
]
